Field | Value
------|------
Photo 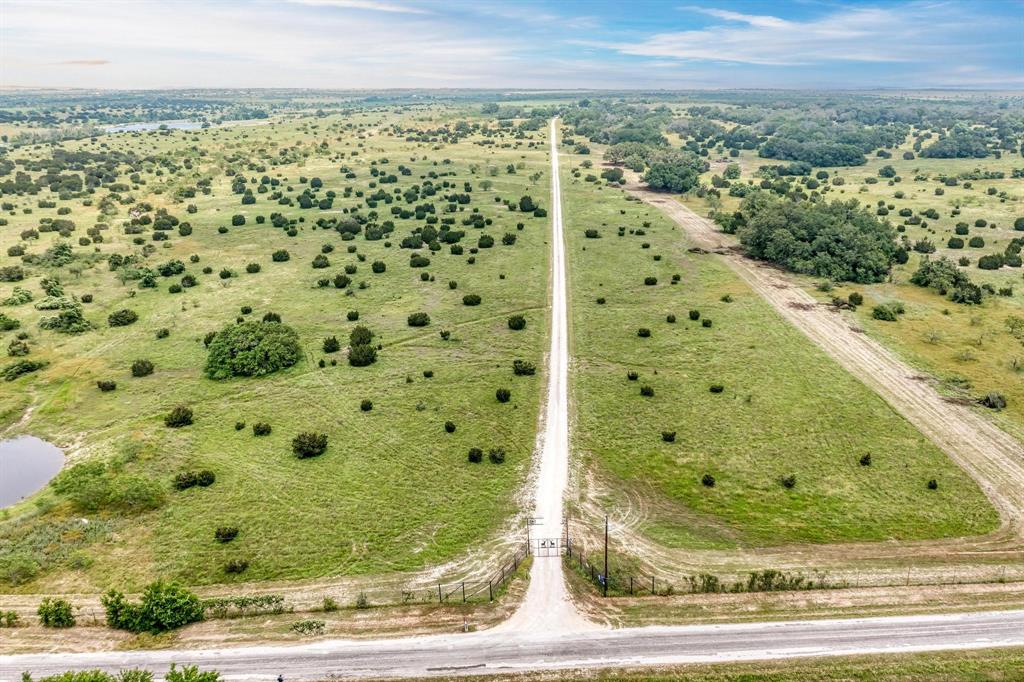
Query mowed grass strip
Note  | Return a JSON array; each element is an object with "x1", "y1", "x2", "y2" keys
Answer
[{"x1": 561, "y1": 150, "x2": 998, "y2": 549}]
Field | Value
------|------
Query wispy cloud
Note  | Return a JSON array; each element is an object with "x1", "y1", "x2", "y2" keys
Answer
[
  {"x1": 54, "y1": 59, "x2": 110, "y2": 66},
  {"x1": 617, "y1": 3, "x2": 995, "y2": 66},
  {"x1": 283, "y1": 0, "x2": 430, "y2": 15}
]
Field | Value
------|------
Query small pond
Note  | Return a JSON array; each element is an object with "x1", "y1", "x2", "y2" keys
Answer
[
  {"x1": 103, "y1": 119, "x2": 203, "y2": 133},
  {"x1": 0, "y1": 436, "x2": 65, "y2": 508}
]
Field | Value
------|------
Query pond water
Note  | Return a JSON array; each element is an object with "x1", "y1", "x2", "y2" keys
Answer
[
  {"x1": 103, "y1": 119, "x2": 203, "y2": 133},
  {"x1": 0, "y1": 436, "x2": 65, "y2": 508}
]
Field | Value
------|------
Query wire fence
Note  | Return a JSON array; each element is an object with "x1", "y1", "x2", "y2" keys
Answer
[{"x1": 565, "y1": 540, "x2": 1024, "y2": 598}]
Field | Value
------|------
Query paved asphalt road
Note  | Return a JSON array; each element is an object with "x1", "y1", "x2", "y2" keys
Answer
[{"x1": 3, "y1": 610, "x2": 1024, "y2": 679}]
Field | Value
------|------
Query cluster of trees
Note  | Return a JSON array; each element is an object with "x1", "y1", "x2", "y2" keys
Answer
[
  {"x1": 910, "y1": 257, "x2": 983, "y2": 304},
  {"x1": 204, "y1": 321, "x2": 301, "y2": 379},
  {"x1": 642, "y1": 151, "x2": 708, "y2": 193},
  {"x1": 723, "y1": 192, "x2": 899, "y2": 283},
  {"x1": 102, "y1": 580, "x2": 204, "y2": 634}
]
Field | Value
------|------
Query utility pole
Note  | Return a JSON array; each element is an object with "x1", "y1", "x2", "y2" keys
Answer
[{"x1": 603, "y1": 514, "x2": 609, "y2": 598}]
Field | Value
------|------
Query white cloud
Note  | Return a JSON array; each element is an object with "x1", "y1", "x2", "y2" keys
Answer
[
  {"x1": 284, "y1": 0, "x2": 431, "y2": 15},
  {"x1": 617, "y1": 3, "x2": 991, "y2": 66}
]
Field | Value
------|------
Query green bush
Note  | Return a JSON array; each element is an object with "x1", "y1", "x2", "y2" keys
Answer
[
  {"x1": 488, "y1": 447, "x2": 506, "y2": 464},
  {"x1": 131, "y1": 359, "x2": 154, "y2": 377},
  {"x1": 107, "y1": 309, "x2": 138, "y2": 327},
  {"x1": 102, "y1": 581, "x2": 204, "y2": 634},
  {"x1": 292, "y1": 432, "x2": 328, "y2": 459},
  {"x1": 462, "y1": 294, "x2": 481, "y2": 306},
  {"x1": 495, "y1": 388, "x2": 511, "y2": 403},
  {"x1": 252, "y1": 422, "x2": 272, "y2": 436},
  {"x1": 164, "y1": 405, "x2": 193, "y2": 428},
  {"x1": 3, "y1": 359, "x2": 47, "y2": 381},
  {"x1": 323, "y1": 336, "x2": 340, "y2": 353},
  {"x1": 507, "y1": 314, "x2": 526, "y2": 330},
  {"x1": 38, "y1": 598, "x2": 75, "y2": 628},
  {"x1": 467, "y1": 447, "x2": 483, "y2": 463},
  {"x1": 348, "y1": 343, "x2": 377, "y2": 367},
  {"x1": 407, "y1": 312, "x2": 430, "y2": 327},
  {"x1": 512, "y1": 359, "x2": 536, "y2": 376},
  {"x1": 205, "y1": 321, "x2": 301, "y2": 379}
]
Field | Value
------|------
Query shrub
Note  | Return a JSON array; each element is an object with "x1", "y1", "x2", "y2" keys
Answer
[
  {"x1": 348, "y1": 343, "x2": 377, "y2": 367},
  {"x1": 311, "y1": 254, "x2": 330, "y2": 269},
  {"x1": 102, "y1": 581, "x2": 203, "y2": 634},
  {"x1": 97, "y1": 380, "x2": 117, "y2": 392},
  {"x1": 205, "y1": 321, "x2": 301, "y2": 379},
  {"x1": 981, "y1": 392, "x2": 1007, "y2": 410},
  {"x1": 640, "y1": 385, "x2": 654, "y2": 397},
  {"x1": 371, "y1": 260, "x2": 386, "y2": 273},
  {"x1": 688, "y1": 310, "x2": 700, "y2": 321},
  {"x1": 347, "y1": 310, "x2": 359, "y2": 321},
  {"x1": 709, "y1": 384, "x2": 724, "y2": 393},
  {"x1": 38, "y1": 598, "x2": 75, "y2": 628},
  {"x1": 512, "y1": 359, "x2": 536, "y2": 376},
  {"x1": 637, "y1": 328, "x2": 651, "y2": 337},
  {"x1": 322, "y1": 596, "x2": 339, "y2": 612},
  {"x1": 644, "y1": 277, "x2": 657, "y2": 286},
  {"x1": 108, "y1": 309, "x2": 138, "y2": 327},
  {"x1": 245, "y1": 263, "x2": 261, "y2": 274},
  {"x1": 666, "y1": 314, "x2": 676, "y2": 323},
  {"x1": 462, "y1": 294, "x2": 481, "y2": 306},
  {"x1": 848, "y1": 292, "x2": 864, "y2": 306},
  {"x1": 323, "y1": 336, "x2": 340, "y2": 353},
  {"x1": 626, "y1": 371, "x2": 638, "y2": 381},
  {"x1": 488, "y1": 447, "x2": 506, "y2": 464},
  {"x1": 947, "y1": 237, "x2": 964, "y2": 249},
  {"x1": 968, "y1": 236, "x2": 985, "y2": 248},
  {"x1": 701, "y1": 474, "x2": 715, "y2": 488},
  {"x1": 156, "y1": 328, "x2": 170, "y2": 339},
  {"x1": 926, "y1": 477, "x2": 939, "y2": 490},
  {"x1": 290, "y1": 618, "x2": 326, "y2": 636},
  {"x1": 224, "y1": 559, "x2": 248, "y2": 574},
  {"x1": 292, "y1": 432, "x2": 328, "y2": 459},
  {"x1": 235, "y1": 421, "x2": 245, "y2": 431},
  {"x1": 131, "y1": 359, "x2": 154, "y2": 377},
  {"x1": 407, "y1": 312, "x2": 430, "y2": 327},
  {"x1": 507, "y1": 314, "x2": 526, "y2": 330},
  {"x1": 252, "y1": 422, "x2": 272, "y2": 436},
  {"x1": 495, "y1": 388, "x2": 511, "y2": 403},
  {"x1": 272, "y1": 249, "x2": 290, "y2": 262},
  {"x1": 781, "y1": 474, "x2": 797, "y2": 489},
  {"x1": 215, "y1": 527, "x2": 239, "y2": 543},
  {"x1": 859, "y1": 453, "x2": 872, "y2": 466},
  {"x1": 165, "y1": 405, "x2": 193, "y2": 428},
  {"x1": 872, "y1": 305, "x2": 898, "y2": 322},
  {"x1": 349, "y1": 325, "x2": 373, "y2": 346},
  {"x1": 662, "y1": 431, "x2": 676, "y2": 443},
  {"x1": 3, "y1": 359, "x2": 47, "y2": 382},
  {"x1": 360, "y1": 399, "x2": 373, "y2": 412},
  {"x1": 444, "y1": 420, "x2": 456, "y2": 433}
]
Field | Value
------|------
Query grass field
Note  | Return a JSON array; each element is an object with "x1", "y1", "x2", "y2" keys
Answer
[
  {"x1": 685, "y1": 132, "x2": 1024, "y2": 443},
  {"x1": 0, "y1": 109, "x2": 551, "y2": 591},
  {"x1": 560, "y1": 141, "x2": 998, "y2": 549}
]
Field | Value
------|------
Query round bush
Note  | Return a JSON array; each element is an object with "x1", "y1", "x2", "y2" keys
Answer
[
  {"x1": 637, "y1": 328, "x2": 651, "y2": 338},
  {"x1": 507, "y1": 314, "x2": 526, "y2": 330},
  {"x1": 293, "y1": 431, "x2": 328, "y2": 459},
  {"x1": 131, "y1": 359, "x2": 154, "y2": 377},
  {"x1": 407, "y1": 312, "x2": 430, "y2": 327},
  {"x1": 252, "y1": 422, "x2": 272, "y2": 436},
  {"x1": 348, "y1": 343, "x2": 377, "y2": 367},
  {"x1": 323, "y1": 336, "x2": 340, "y2": 353},
  {"x1": 488, "y1": 447, "x2": 506, "y2": 464},
  {"x1": 97, "y1": 380, "x2": 117, "y2": 392},
  {"x1": 164, "y1": 405, "x2": 193, "y2": 428},
  {"x1": 495, "y1": 388, "x2": 511, "y2": 403},
  {"x1": 360, "y1": 399, "x2": 373, "y2": 412},
  {"x1": 444, "y1": 420, "x2": 456, "y2": 433},
  {"x1": 108, "y1": 309, "x2": 138, "y2": 327},
  {"x1": 205, "y1": 321, "x2": 301, "y2": 379},
  {"x1": 644, "y1": 277, "x2": 657, "y2": 286},
  {"x1": 463, "y1": 294, "x2": 481, "y2": 306},
  {"x1": 701, "y1": 474, "x2": 715, "y2": 488},
  {"x1": 467, "y1": 447, "x2": 483, "y2": 463}
]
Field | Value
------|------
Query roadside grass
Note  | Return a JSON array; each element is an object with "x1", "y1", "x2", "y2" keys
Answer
[
  {"x1": 405, "y1": 646, "x2": 1024, "y2": 682},
  {"x1": 0, "y1": 110, "x2": 550, "y2": 591},
  {"x1": 561, "y1": 146, "x2": 998, "y2": 549}
]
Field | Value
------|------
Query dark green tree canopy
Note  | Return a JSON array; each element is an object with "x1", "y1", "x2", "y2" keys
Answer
[
  {"x1": 204, "y1": 321, "x2": 301, "y2": 379},
  {"x1": 735, "y1": 192, "x2": 898, "y2": 283}
]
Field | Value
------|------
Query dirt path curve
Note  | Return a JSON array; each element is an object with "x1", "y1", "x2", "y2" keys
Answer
[
  {"x1": 499, "y1": 118, "x2": 595, "y2": 633},
  {"x1": 612, "y1": 188, "x2": 1024, "y2": 579}
]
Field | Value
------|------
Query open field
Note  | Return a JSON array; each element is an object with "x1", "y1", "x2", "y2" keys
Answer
[
  {"x1": 559, "y1": 140, "x2": 997, "y2": 551},
  {"x1": 1, "y1": 107, "x2": 551, "y2": 592}
]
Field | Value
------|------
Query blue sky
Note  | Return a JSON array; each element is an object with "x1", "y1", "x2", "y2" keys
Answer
[{"x1": 2, "y1": 0, "x2": 1022, "y2": 89}]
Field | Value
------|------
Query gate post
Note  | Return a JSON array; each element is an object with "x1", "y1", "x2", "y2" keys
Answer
[
  {"x1": 437, "y1": 583, "x2": 443, "y2": 604},
  {"x1": 488, "y1": 580, "x2": 493, "y2": 602},
  {"x1": 462, "y1": 582, "x2": 466, "y2": 603}
]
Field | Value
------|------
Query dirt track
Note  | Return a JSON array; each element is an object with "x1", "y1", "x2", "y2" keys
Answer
[{"x1": 590, "y1": 187, "x2": 1024, "y2": 583}]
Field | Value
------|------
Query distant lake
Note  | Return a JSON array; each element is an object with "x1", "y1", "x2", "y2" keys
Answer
[
  {"x1": 0, "y1": 436, "x2": 65, "y2": 508},
  {"x1": 103, "y1": 120, "x2": 204, "y2": 133}
]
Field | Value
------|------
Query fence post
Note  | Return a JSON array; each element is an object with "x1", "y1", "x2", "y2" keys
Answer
[
  {"x1": 629, "y1": 577, "x2": 633, "y2": 595},
  {"x1": 514, "y1": 555, "x2": 518, "y2": 572},
  {"x1": 488, "y1": 580, "x2": 493, "y2": 602},
  {"x1": 652, "y1": 576, "x2": 655, "y2": 595},
  {"x1": 438, "y1": 583, "x2": 443, "y2": 604},
  {"x1": 462, "y1": 582, "x2": 466, "y2": 603}
]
